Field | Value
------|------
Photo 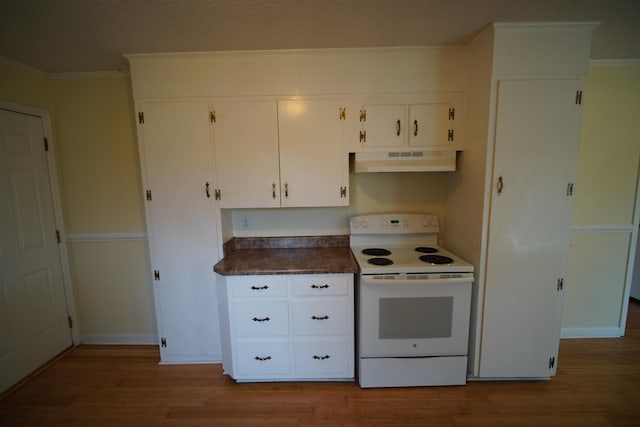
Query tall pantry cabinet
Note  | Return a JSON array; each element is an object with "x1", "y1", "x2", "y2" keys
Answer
[
  {"x1": 135, "y1": 101, "x2": 222, "y2": 363},
  {"x1": 444, "y1": 23, "x2": 597, "y2": 378}
]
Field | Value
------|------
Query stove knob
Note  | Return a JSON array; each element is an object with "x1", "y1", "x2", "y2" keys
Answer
[{"x1": 351, "y1": 220, "x2": 368, "y2": 229}]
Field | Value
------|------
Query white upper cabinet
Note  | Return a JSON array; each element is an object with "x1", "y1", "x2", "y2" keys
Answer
[
  {"x1": 278, "y1": 99, "x2": 347, "y2": 207},
  {"x1": 212, "y1": 98, "x2": 348, "y2": 208},
  {"x1": 212, "y1": 99, "x2": 280, "y2": 208},
  {"x1": 359, "y1": 102, "x2": 455, "y2": 149}
]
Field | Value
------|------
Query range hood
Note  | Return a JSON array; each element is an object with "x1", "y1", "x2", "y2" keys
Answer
[{"x1": 353, "y1": 150, "x2": 456, "y2": 173}]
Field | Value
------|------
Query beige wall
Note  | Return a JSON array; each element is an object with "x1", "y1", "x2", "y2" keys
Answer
[
  {"x1": 562, "y1": 63, "x2": 640, "y2": 335},
  {"x1": 0, "y1": 59, "x2": 50, "y2": 110},
  {"x1": 1, "y1": 63, "x2": 156, "y2": 343},
  {"x1": 47, "y1": 74, "x2": 156, "y2": 343}
]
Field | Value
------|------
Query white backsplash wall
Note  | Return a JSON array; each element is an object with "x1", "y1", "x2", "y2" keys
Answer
[{"x1": 229, "y1": 171, "x2": 449, "y2": 238}]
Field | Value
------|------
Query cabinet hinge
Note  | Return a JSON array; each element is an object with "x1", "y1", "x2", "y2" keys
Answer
[
  {"x1": 359, "y1": 130, "x2": 366, "y2": 143},
  {"x1": 214, "y1": 189, "x2": 221, "y2": 200},
  {"x1": 210, "y1": 111, "x2": 216, "y2": 123},
  {"x1": 154, "y1": 270, "x2": 160, "y2": 281},
  {"x1": 146, "y1": 190, "x2": 152, "y2": 201},
  {"x1": 56, "y1": 230, "x2": 61, "y2": 244},
  {"x1": 448, "y1": 107, "x2": 455, "y2": 120},
  {"x1": 567, "y1": 182, "x2": 574, "y2": 197},
  {"x1": 339, "y1": 107, "x2": 346, "y2": 120},
  {"x1": 575, "y1": 90, "x2": 583, "y2": 105},
  {"x1": 447, "y1": 129, "x2": 454, "y2": 141},
  {"x1": 161, "y1": 337, "x2": 167, "y2": 348},
  {"x1": 359, "y1": 109, "x2": 366, "y2": 122},
  {"x1": 549, "y1": 356, "x2": 556, "y2": 369},
  {"x1": 138, "y1": 112, "x2": 144, "y2": 124},
  {"x1": 557, "y1": 278, "x2": 564, "y2": 291},
  {"x1": 44, "y1": 137, "x2": 49, "y2": 151},
  {"x1": 340, "y1": 186, "x2": 347, "y2": 198},
  {"x1": 67, "y1": 315, "x2": 73, "y2": 329}
]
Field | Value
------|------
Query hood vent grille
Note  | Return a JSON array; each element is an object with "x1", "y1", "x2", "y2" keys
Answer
[{"x1": 353, "y1": 150, "x2": 456, "y2": 173}]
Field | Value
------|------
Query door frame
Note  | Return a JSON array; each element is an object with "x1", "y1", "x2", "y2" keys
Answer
[
  {"x1": 619, "y1": 160, "x2": 640, "y2": 333},
  {"x1": 1, "y1": 100, "x2": 80, "y2": 345}
]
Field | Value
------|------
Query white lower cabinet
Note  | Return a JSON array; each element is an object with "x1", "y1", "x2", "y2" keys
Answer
[{"x1": 218, "y1": 274, "x2": 354, "y2": 381}]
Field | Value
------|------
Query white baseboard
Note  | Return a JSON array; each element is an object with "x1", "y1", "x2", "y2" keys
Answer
[
  {"x1": 80, "y1": 334, "x2": 158, "y2": 345},
  {"x1": 560, "y1": 327, "x2": 622, "y2": 339}
]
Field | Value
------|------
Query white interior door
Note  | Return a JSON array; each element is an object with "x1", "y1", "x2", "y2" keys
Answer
[
  {"x1": 479, "y1": 79, "x2": 581, "y2": 378},
  {"x1": 138, "y1": 101, "x2": 221, "y2": 362},
  {"x1": 0, "y1": 109, "x2": 72, "y2": 392}
]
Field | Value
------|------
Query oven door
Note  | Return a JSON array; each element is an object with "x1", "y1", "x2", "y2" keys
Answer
[{"x1": 359, "y1": 274, "x2": 472, "y2": 358}]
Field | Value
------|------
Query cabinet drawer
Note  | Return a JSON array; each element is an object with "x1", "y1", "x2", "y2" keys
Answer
[
  {"x1": 233, "y1": 301, "x2": 289, "y2": 336},
  {"x1": 291, "y1": 275, "x2": 349, "y2": 297},
  {"x1": 236, "y1": 340, "x2": 290, "y2": 376},
  {"x1": 293, "y1": 337, "x2": 353, "y2": 377},
  {"x1": 293, "y1": 300, "x2": 349, "y2": 336},
  {"x1": 229, "y1": 276, "x2": 287, "y2": 297}
]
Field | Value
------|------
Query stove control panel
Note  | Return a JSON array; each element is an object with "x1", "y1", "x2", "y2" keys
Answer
[{"x1": 350, "y1": 213, "x2": 439, "y2": 234}]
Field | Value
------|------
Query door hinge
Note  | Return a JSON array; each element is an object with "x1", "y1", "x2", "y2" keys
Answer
[
  {"x1": 340, "y1": 186, "x2": 347, "y2": 198},
  {"x1": 210, "y1": 111, "x2": 216, "y2": 123},
  {"x1": 567, "y1": 182, "x2": 574, "y2": 197},
  {"x1": 44, "y1": 137, "x2": 49, "y2": 151},
  {"x1": 154, "y1": 270, "x2": 160, "y2": 281},
  {"x1": 214, "y1": 189, "x2": 221, "y2": 200},
  {"x1": 549, "y1": 356, "x2": 556, "y2": 369},
  {"x1": 359, "y1": 130, "x2": 366, "y2": 143},
  {"x1": 575, "y1": 90, "x2": 583, "y2": 105},
  {"x1": 359, "y1": 109, "x2": 366, "y2": 122},
  {"x1": 448, "y1": 129, "x2": 454, "y2": 141},
  {"x1": 557, "y1": 278, "x2": 564, "y2": 291},
  {"x1": 448, "y1": 107, "x2": 455, "y2": 120},
  {"x1": 67, "y1": 315, "x2": 73, "y2": 329},
  {"x1": 339, "y1": 107, "x2": 346, "y2": 120},
  {"x1": 146, "y1": 190, "x2": 152, "y2": 201},
  {"x1": 56, "y1": 230, "x2": 61, "y2": 244},
  {"x1": 161, "y1": 337, "x2": 167, "y2": 348},
  {"x1": 138, "y1": 112, "x2": 144, "y2": 124}
]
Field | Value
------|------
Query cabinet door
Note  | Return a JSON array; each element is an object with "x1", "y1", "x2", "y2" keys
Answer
[
  {"x1": 138, "y1": 100, "x2": 221, "y2": 362},
  {"x1": 479, "y1": 79, "x2": 581, "y2": 378},
  {"x1": 360, "y1": 104, "x2": 405, "y2": 148},
  {"x1": 278, "y1": 99, "x2": 348, "y2": 207},
  {"x1": 408, "y1": 103, "x2": 454, "y2": 147},
  {"x1": 212, "y1": 100, "x2": 280, "y2": 208}
]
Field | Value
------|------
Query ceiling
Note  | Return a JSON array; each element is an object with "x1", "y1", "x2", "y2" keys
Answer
[{"x1": 1, "y1": 0, "x2": 639, "y2": 74}]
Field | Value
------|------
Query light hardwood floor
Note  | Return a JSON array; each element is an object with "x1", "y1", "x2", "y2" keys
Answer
[{"x1": 2, "y1": 299, "x2": 639, "y2": 427}]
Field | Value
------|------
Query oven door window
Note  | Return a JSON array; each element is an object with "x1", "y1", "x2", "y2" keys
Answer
[{"x1": 379, "y1": 297, "x2": 453, "y2": 339}]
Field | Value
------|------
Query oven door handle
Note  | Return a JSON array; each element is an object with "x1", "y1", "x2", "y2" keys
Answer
[{"x1": 361, "y1": 276, "x2": 473, "y2": 287}]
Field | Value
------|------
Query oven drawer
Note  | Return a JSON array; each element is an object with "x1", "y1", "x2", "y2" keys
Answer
[
  {"x1": 232, "y1": 301, "x2": 289, "y2": 337},
  {"x1": 229, "y1": 276, "x2": 288, "y2": 297},
  {"x1": 293, "y1": 300, "x2": 350, "y2": 336},
  {"x1": 291, "y1": 275, "x2": 349, "y2": 296},
  {"x1": 235, "y1": 339, "x2": 290, "y2": 376},
  {"x1": 293, "y1": 337, "x2": 353, "y2": 377}
]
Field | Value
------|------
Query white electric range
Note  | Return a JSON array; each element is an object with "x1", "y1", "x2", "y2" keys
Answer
[{"x1": 350, "y1": 213, "x2": 474, "y2": 388}]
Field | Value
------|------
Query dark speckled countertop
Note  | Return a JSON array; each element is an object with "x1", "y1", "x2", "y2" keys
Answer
[{"x1": 213, "y1": 235, "x2": 359, "y2": 275}]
